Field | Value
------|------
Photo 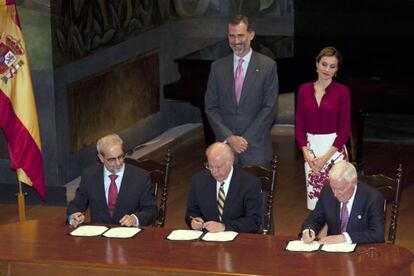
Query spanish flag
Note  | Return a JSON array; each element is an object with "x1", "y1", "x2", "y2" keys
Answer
[{"x1": 0, "y1": 0, "x2": 45, "y2": 199}]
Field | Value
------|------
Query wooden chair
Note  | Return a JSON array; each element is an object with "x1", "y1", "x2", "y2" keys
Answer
[
  {"x1": 124, "y1": 150, "x2": 171, "y2": 227},
  {"x1": 348, "y1": 109, "x2": 366, "y2": 174},
  {"x1": 361, "y1": 164, "x2": 402, "y2": 244},
  {"x1": 241, "y1": 156, "x2": 278, "y2": 235}
]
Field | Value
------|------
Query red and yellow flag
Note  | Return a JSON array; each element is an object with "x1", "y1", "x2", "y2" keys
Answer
[{"x1": 0, "y1": 0, "x2": 45, "y2": 199}]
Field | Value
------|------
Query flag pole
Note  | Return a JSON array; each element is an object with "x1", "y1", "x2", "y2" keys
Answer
[{"x1": 17, "y1": 180, "x2": 26, "y2": 222}]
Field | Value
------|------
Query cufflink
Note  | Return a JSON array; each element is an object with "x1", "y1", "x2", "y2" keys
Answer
[{"x1": 357, "y1": 215, "x2": 362, "y2": 220}]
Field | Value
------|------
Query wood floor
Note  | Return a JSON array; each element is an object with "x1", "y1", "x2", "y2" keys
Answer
[{"x1": 1, "y1": 127, "x2": 413, "y2": 271}]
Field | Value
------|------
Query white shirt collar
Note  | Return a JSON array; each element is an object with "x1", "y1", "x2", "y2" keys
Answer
[
  {"x1": 103, "y1": 164, "x2": 125, "y2": 202},
  {"x1": 343, "y1": 185, "x2": 357, "y2": 210},
  {"x1": 103, "y1": 163, "x2": 125, "y2": 179},
  {"x1": 233, "y1": 48, "x2": 252, "y2": 65},
  {"x1": 216, "y1": 166, "x2": 234, "y2": 196}
]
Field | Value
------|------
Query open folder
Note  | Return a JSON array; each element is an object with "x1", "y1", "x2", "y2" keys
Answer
[
  {"x1": 69, "y1": 225, "x2": 141, "y2": 238},
  {"x1": 285, "y1": 240, "x2": 356, "y2": 253},
  {"x1": 166, "y1": 229, "x2": 238, "y2": 242}
]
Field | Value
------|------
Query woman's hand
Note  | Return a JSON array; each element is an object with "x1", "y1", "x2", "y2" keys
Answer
[
  {"x1": 312, "y1": 146, "x2": 339, "y2": 173},
  {"x1": 313, "y1": 156, "x2": 328, "y2": 172},
  {"x1": 302, "y1": 147, "x2": 319, "y2": 173}
]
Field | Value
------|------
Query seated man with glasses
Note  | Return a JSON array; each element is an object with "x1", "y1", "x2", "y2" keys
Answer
[
  {"x1": 185, "y1": 142, "x2": 263, "y2": 233},
  {"x1": 67, "y1": 133, "x2": 157, "y2": 228}
]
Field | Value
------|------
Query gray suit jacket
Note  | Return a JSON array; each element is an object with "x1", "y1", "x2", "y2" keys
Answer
[{"x1": 205, "y1": 51, "x2": 279, "y2": 165}]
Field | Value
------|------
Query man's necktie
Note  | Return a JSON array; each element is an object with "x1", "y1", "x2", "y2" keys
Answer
[
  {"x1": 234, "y1": 58, "x2": 244, "y2": 104},
  {"x1": 217, "y1": 182, "x2": 226, "y2": 221},
  {"x1": 108, "y1": 174, "x2": 118, "y2": 217},
  {"x1": 340, "y1": 201, "x2": 349, "y2": 233}
]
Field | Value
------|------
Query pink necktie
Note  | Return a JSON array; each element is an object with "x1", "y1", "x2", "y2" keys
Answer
[
  {"x1": 108, "y1": 174, "x2": 118, "y2": 217},
  {"x1": 234, "y1": 58, "x2": 244, "y2": 104},
  {"x1": 340, "y1": 201, "x2": 349, "y2": 233}
]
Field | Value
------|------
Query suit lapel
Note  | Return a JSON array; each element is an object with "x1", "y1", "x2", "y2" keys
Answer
[
  {"x1": 239, "y1": 52, "x2": 258, "y2": 105},
  {"x1": 114, "y1": 165, "x2": 131, "y2": 218},
  {"x1": 205, "y1": 174, "x2": 220, "y2": 220},
  {"x1": 222, "y1": 168, "x2": 240, "y2": 221},
  {"x1": 225, "y1": 55, "x2": 238, "y2": 107},
  {"x1": 95, "y1": 166, "x2": 110, "y2": 220},
  {"x1": 348, "y1": 187, "x2": 365, "y2": 229},
  {"x1": 334, "y1": 200, "x2": 341, "y2": 233}
]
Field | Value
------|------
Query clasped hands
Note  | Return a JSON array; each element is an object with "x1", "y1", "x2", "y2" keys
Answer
[
  {"x1": 305, "y1": 154, "x2": 328, "y2": 175},
  {"x1": 227, "y1": 135, "x2": 248, "y2": 154},
  {"x1": 302, "y1": 229, "x2": 345, "y2": 244},
  {"x1": 190, "y1": 216, "x2": 225, "y2": 232},
  {"x1": 70, "y1": 212, "x2": 137, "y2": 228}
]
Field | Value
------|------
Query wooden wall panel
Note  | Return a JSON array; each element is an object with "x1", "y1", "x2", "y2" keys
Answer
[{"x1": 67, "y1": 52, "x2": 160, "y2": 152}]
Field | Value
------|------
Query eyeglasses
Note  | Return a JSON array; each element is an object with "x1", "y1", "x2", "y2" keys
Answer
[
  {"x1": 204, "y1": 162, "x2": 225, "y2": 172},
  {"x1": 105, "y1": 153, "x2": 126, "y2": 164},
  {"x1": 356, "y1": 247, "x2": 380, "y2": 257}
]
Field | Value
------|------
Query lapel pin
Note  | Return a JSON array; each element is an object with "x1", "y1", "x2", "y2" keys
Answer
[
  {"x1": 357, "y1": 215, "x2": 362, "y2": 220},
  {"x1": 255, "y1": 69, "x2": 259, "y2": 72}
]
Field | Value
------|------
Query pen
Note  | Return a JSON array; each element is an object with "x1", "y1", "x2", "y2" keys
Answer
[
  {"x1": 74, "y1": 212, "x2": 85, "y2": 223},
  {"x1": 190, "y1": 216, "x2": 203, "y2": 223},
  {"x1": 76, "y1": 212, "x2": 85, "y2": 219},
  {"x1": 307, "y1": 147, "x2": 316, "y2": 158},
  {"x1": 190, "y1": 216, "x2": 205, "y2": 231},
  {"x1": 308, "y1": 228, "x2": 313, "y2": 239}
]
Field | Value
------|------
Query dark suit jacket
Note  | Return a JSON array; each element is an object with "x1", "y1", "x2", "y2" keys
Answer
[
  {"x1": 301, "y1": 182, "x2": 385, "y2": 243},
  {"x1": 205, "y1": 51, "x2": 279, "y2": 165},
  {"x1": 67, "y1": 164, "x2": 157, "y2": 226},
  {"x1": 185, "y1": 167, "x2": 263, "y2": 233}
]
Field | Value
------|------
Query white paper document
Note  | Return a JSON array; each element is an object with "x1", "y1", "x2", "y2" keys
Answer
[
  {"x1": 166, "y1": 230, "x2": 238, "y2": 242},
  {"x1": 166, "y1": 229, "x2": 204, "y2": 241},
  {"x1": 102, "y1": 227, "x2": 141, "y2": 238},
  {"x1": 285, "y1": 240, "x2": 320, "y2": 252},
  {"x1": 70, "y1": 225, "x2": 108, "y2": 237},
  {"x1": 201, "y1": 231, "x2": 238, "y2": 242},
  {"x1": 285, "y1": 240, "x2": 356, "y2": 253},
  {"x1": 321, "y1": 243, "x2": 356, "y2": 253}
]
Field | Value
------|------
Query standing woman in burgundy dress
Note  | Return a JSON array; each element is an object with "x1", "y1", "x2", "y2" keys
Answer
[{"x1": 295, "y1": 47, "x2": 350, "y2": 210}]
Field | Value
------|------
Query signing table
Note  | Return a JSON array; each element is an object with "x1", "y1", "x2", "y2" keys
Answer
[{"x1": 0, "y1": 220, "x2": 412, "y2": 275}]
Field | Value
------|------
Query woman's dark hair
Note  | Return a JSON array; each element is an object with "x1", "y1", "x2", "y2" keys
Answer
[{"x1": 315, "y1": 46, "x2": 342, "y2": 65}]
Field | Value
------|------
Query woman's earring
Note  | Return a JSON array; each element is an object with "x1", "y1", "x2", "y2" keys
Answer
[{"x1": 335, "y1": 73, "x2": 337, "y2": 77}]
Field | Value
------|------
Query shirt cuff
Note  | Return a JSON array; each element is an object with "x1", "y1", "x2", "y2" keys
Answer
[
  {"x1": 68, "y1": 213, "x2": 84, "y2": 227},
  {"x1": 301, "y1": 229, "x2": 315, "y2": 239},
  {"x1": 343, "y1": 232, "x2": 352, "y2": 243},
  {"x1": 131, "y1": 214, "x2": 140, "y2": 227},
  {"x1": 68, "y1": 214, "x2": 74, "y2": 225}
]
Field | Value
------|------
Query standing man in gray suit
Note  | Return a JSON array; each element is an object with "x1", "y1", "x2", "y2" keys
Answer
[{"x1": 205, "y1": 15, "x2": 279, "y2": 166}]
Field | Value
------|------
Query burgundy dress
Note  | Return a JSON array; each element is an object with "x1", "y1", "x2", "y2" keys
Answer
[{"x1": 295, "y1": 81, "x2": 350, "y2": 210}]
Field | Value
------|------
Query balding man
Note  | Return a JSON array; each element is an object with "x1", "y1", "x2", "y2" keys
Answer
[
  {"x1": 185, "y1": 142, "x2": 263, "y2": 233},
  {"x1": 301, "y1": 161, "x2": 385, "y2": 244},
  {"x1": 67, "y1": 134, "x2": 157, "y2": 228}
]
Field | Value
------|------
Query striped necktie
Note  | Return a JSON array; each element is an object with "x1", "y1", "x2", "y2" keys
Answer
[{"x1": 217, "y1": 182, "x2": 226, "y2": 221}]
